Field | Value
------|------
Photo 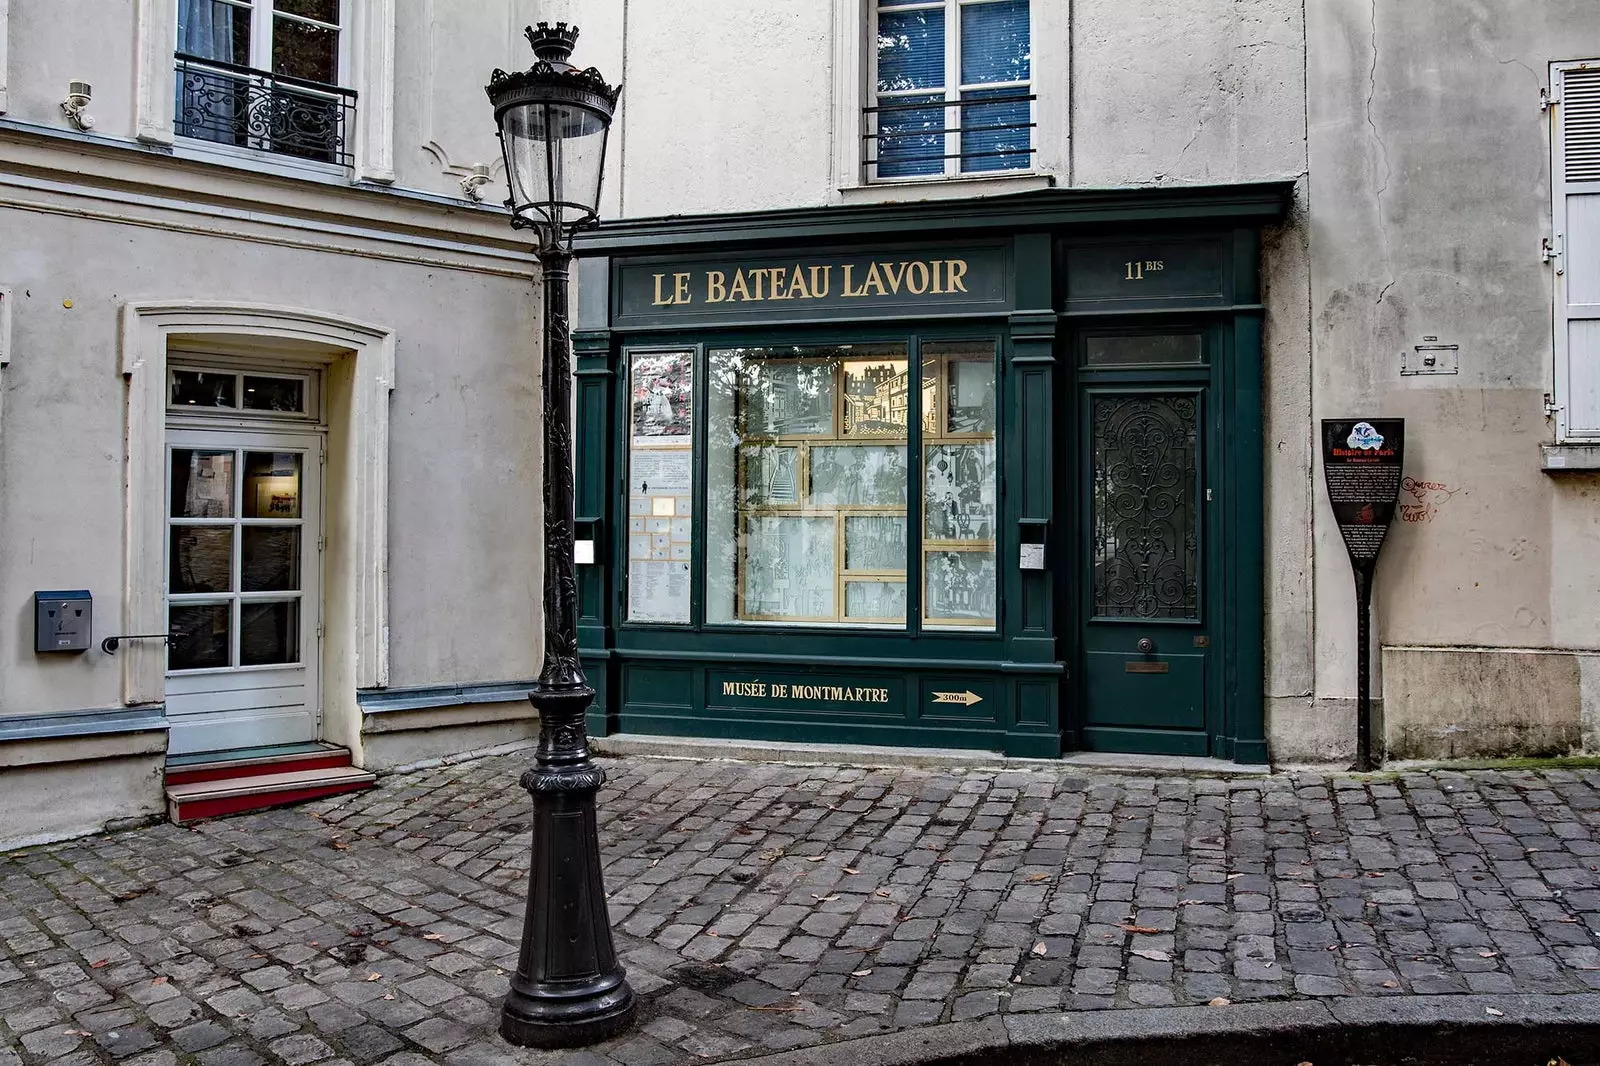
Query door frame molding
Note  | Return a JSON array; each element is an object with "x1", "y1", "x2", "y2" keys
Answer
[{"x1": 120, "y1": 301, "x2": 395, "y2": 716}]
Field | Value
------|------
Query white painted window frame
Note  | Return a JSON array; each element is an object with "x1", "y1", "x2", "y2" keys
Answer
[
  {"x1": 120, "y1": 301, "x2": 394, "y2": 707},
  {"x1": 136, "y1": 0, "x2": 394, "y2": 183},
  {"x1": 1552, "y1": 59, "x2": 1600, "y2": 442},
  {"x1": 0, "y1": 0, "x2": 10, "y2": 115},
  {"x1": 860, "y1": 0, "x2": 1035, "y2": 184}
]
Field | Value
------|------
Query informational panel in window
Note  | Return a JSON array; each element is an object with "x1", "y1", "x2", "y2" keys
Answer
[{"x1": 627, "y1": 351, "x2": 694, "y2": 624}]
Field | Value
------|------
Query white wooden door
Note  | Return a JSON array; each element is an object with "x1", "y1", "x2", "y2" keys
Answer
[{"x1": 165, "y1": 428, "x2": 323, "y2": 754}]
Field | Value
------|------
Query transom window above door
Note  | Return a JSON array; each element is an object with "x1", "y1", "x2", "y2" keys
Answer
[
  {"x1": 174, "y1": 0, "x2": 356, "y2": 167},
  {"x1": 167, "y1": 365, "x2": 318, "y2": 420},
  {"x1": 867, "y1": 0, "x2": 1033, "y2": 181}
]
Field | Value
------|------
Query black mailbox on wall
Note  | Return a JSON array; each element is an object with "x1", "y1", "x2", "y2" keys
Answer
[{"x1": 35, "y1": 590, "x2": 91, "y2": 652}]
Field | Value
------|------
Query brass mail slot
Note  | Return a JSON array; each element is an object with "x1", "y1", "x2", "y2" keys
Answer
[{"x1": 1125, "y1": 661, "x2": 1170, "y2": 674}]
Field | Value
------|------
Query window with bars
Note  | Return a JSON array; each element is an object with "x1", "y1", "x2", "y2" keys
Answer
[
  {"x1": 174, "y1": 0, "x2": 356, "y2": 166},
  {"x1": 1553, "y1": 61, "x2": 1600, "y2": 441},
  {"x1": 866, "y1": 0, "x2": 1033, "y2": 182}
]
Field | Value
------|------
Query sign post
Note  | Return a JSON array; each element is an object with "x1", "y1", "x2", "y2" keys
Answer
[{"x1": 1322, "y1": 419, "x2": 1404, "y2": 772}]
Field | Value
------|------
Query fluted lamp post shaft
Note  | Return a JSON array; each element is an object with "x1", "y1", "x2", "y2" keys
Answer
[{"x1": 485, "y1": 22, "x2": 634, "y2": 1049}]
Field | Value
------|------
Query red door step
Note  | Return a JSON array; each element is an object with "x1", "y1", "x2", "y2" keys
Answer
[
  {"x1": 166, "y1": 765, "x2": 376, "y2": 824},
  {"x1": 165, "y1": 743, "x2": 355, "y2": 786},
  {"x1": 164, "y1": 745, "x2": 373, "y2": 824}
]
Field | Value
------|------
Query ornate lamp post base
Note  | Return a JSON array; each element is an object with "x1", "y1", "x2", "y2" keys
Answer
[{"x1": 499, "y1": 686, "x2": 636, "y2": 1049}]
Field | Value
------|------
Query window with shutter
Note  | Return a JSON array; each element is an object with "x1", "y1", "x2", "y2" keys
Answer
[
  {"x1": 866, "y1": 0, "x2": 1033, "y2": 182},
  {"x1": 1553, "y1": 61, "x2": 1600, "y2": 440}
]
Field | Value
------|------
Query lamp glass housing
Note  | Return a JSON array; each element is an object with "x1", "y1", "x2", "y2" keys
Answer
[{"x1": 498, "y1": 99, "x2": 612, "y2": 235}]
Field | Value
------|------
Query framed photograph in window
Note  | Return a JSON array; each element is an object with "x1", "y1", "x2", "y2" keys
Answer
[
  {"x1": 740, "y1": 446, "x2": 800, "y2": 506},
  {"x1": 844, "y1": 579, "x2": 907, "y2": 621},
  {"x1": 844, "y1": 515, "x2": 906, "y2": 572},
  {"x1": 811, "y1": 445, "x2": 908, "y2": 507},
  {"x1": 841, "y1": 357, "x2": 910, "y2": 436},
  {"x1": 925, "y1": 549, "x2": 997, "y2": 624},
  {"x1": 946, "y1": 357, "x2": 996, "y2": 435},
  {"x1": 740, "y1": 361, "x2": 834, "y2": 437},
  {"x1": 924, "y1": 442, "x2": 996, "y2": 540},
  {"x1": 740, "y1": 515, "x2": 836, "y2": 620}
]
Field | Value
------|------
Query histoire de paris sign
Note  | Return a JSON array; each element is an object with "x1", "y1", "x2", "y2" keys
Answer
[{"x1": 1322, "y1": 418, "x2": 1404, "y2": 772}]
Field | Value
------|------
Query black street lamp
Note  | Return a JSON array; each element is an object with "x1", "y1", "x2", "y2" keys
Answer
[{"x1": 485, "y1": 23, "x2": 634, "y2": 1050}]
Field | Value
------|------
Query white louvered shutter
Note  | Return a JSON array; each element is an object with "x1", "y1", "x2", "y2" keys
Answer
[{"x1": 1554, "y1": 62, "x2": 1600, "y2": 439}]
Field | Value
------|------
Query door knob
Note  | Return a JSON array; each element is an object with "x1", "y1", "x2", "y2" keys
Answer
[{"x1": 1137, "y1": 637, "x2": 1155, "y2": 654}]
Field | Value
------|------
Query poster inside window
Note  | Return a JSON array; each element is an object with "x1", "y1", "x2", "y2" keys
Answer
[{"x1": 626, "y1": 350, "x2": 694, "y2": 623}]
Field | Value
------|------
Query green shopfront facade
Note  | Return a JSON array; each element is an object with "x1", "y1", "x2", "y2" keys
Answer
[{"x1": 572, "y1": 184, "x2": 1292, "y2": 763}]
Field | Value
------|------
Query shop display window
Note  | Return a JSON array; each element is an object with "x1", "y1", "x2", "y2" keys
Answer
[{"x1": 663, "y1": 338, "x2": 999, "y2": 631}]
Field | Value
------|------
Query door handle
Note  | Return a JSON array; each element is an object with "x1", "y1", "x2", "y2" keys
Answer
[{"x1": 1137, "y1": 637, "x2": 1155, "y2": 655}]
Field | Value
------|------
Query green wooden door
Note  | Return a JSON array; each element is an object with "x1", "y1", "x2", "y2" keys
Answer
[{"x1": 1073, "y1": 329, "x2": 1219, "y2": 756}]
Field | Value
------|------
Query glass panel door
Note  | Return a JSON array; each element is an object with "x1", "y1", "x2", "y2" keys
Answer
[{"x1": 165, "y1": 429, "x2": 321, "y2": 754}]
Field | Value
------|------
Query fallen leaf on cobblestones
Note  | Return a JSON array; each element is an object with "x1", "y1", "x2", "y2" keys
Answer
[
  {"x1": 1226, "y1": 874, "x2": 1243, "y2": 880},
  {"x1": 382, "y1": 993, "x2": 394, "y2": 1001},
  {"x1": 805, "y1": 856, "x2": 825, "y2": 863},
  {"x1": 151, "y1": 976, "x2": 167, "y2": 985},
  {"x1": 422, "y1": 934, "x2": 443, "y2": 941},
  {"x1": 705, "y1": 931, "x2": 719, "y2": 937},
  {"x1": 851, "y1": 969, "x2": 872, "y2": 977},
  {"x1": 874, "y1": 890, "x2": 893, "y2": 898},
  {"x1": 90, "y1": 959, "x2": 108, "y2": 968},
  {"x1": 811, "y1": 894, "x2": 839, "y2": 902},
  {"x1": 844, "y1": 868, "x2": 859, "y2": 875},
  {"x1": 1117, "y1": 924, "x2": 1161, "y2": 934},
  {"x1": 1132, "y1": 949, "x2": 1170, "y2": 962},
  {"x1": 1032, "y1": 943, "x2": 1047, "y2": 956},
  {"x1": 1382, "y1": 980, "x2": 1399, "y2": 988},
  {"x1": 1485, "y1": 1007, "x2": 1504, "y2": 1017},
  {"x1": 330, "y1": 840, "x2": 349, "y2": 850},
  {"x1": 1178, "y1": 899, "x2": 1205, "y2": 906},
  {"x1": 1208, "y1": 998, "x2": 1230, "y2": 1007},
  {"x1": 366, "y1": 973, "x2": 382, "y2": 981},
  {"x1": 62, "y1": 1030, "x2": 91, "y2": 1037},
  {"x1": 1477, "y1": 951, "x2": 1497, "y2": 958},
  {"x1": 1026, "y1": 874, "x2": 1050, "y2": 882}
]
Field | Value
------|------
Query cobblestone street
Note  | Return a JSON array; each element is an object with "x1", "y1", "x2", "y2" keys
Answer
[{"x1": 3, "y1": 753, "x2": 1600, "y2": 1065}]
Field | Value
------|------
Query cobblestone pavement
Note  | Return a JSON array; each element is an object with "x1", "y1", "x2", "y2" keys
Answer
[{"x1": 4, "y1": 755, "x2": 1600, "y2": 1066}]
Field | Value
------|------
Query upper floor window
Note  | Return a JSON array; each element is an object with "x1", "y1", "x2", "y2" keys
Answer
[
  {"x1": 175, "y1": 0, "x2": 356, "y2": 167},
  {"x1": 867, "y1": 0, "x2": 1032, "y2": 182}
]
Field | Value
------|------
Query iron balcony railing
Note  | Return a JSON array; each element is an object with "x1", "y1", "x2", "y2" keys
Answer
[
  {"x1": 174, "y1": 53, "x2": 357, "y2": 167},
  {"x1": 862, "y1": 91, "x2": 1036, "y2": 182}
]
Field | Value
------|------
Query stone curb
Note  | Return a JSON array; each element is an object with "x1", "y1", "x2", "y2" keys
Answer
[
  {"x1": 734, "y1": 994, "x2": 1600, "y2": 1065},
  {"x1": 592, "y1": 734, "x2": 1270, "y2": 777}
]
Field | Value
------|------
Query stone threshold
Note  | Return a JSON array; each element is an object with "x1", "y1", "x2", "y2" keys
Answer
[{"x1": 589, "y1": 733, "x2": 1269, "y2": 776}]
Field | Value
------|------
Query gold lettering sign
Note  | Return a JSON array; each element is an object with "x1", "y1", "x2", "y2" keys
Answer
[
  {"x1": 720, "y1": 680, "x2": 891, "y2": 704},
  {"x1": 652, "y1": 258, "x2": 971, "y2": 308}
]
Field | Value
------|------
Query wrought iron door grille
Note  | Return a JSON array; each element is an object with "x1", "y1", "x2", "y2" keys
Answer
[
  {"x1": 1090, "y1": 395, "x2": 1199, "y2": 620},
  {"x1": 862, "y1": 92, "x2": 1035, "y2": 182},
  {"x1": 175, "y1": 54, "x2": 357, "y2": 167}
]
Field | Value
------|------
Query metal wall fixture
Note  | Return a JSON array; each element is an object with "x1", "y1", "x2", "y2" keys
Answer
[{"x1": 60, "y1": 81, "x2": 94, "y2": 130}]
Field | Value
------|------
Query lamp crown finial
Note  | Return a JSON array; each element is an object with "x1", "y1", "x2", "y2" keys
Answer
[{"x1": 525, "y1": 21, "x2": 579, "y2": 63}]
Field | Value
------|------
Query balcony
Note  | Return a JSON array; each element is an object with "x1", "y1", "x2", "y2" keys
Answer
[{"x1": 174, "y1": 53, "x2": 357, "y2": 168}]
